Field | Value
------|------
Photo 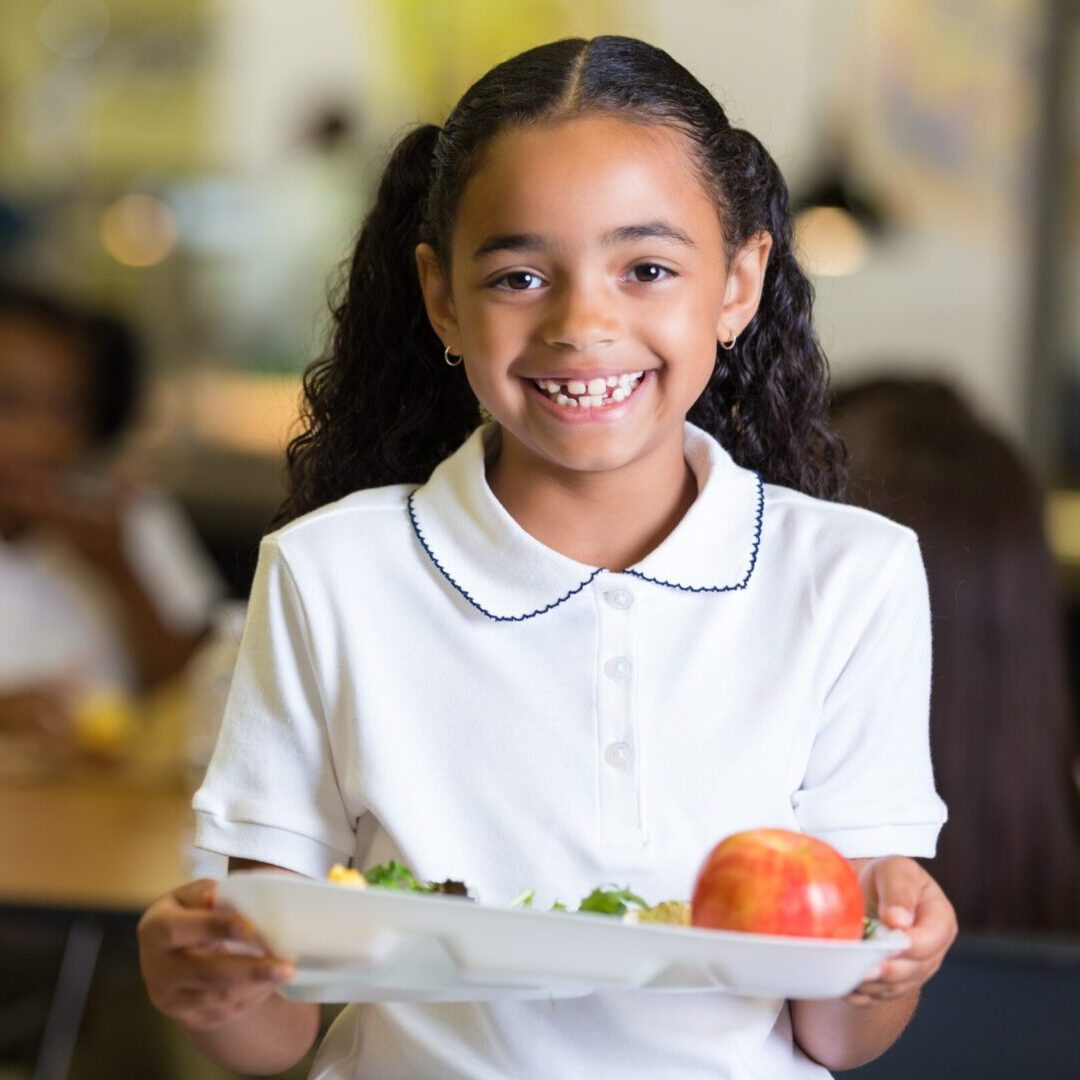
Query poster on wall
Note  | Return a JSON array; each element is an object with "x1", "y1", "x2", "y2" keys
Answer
[{"x1": 846, "y1": 0, "x2": 1040, "y2": 246}]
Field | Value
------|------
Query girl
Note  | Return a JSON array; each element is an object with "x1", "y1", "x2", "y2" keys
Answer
[
  {"x1": 0, "y1": 284, "x2": 222, "y2": 745},
  {"x1": 138, "y1": 37, "x2": 956, "y2": 1079}
]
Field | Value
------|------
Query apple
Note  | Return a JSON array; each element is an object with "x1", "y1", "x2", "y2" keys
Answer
[{"x1": 691, "y1": 828, "x2": 864, "y2": 939}]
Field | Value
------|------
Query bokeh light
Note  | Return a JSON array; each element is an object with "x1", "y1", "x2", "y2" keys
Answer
[
  {"x1": 793, "y1": 206, "x2": 871, "y2": 277},
  {"x1": 100, "y1": 193, "x2": 177, "y2": 267}
]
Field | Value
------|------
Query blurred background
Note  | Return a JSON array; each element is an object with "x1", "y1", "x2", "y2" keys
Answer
[
  {"x1": 2, "y1": 0, "x2": 1079, "y2": 584},
  {"x1": 0, "y1": 1, "x2": 1078, "y2": 1077}
]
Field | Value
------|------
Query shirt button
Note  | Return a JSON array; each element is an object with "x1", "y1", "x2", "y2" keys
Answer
[
  {"x1": 604, "y1": 741, "x2": 632, "y2": 768},
  {"x1": 604, "y1": 656, "x2": 633, "y2": 682},
  {"x1": 605, "y1": 588, "x2": 634, "y2": 610}
]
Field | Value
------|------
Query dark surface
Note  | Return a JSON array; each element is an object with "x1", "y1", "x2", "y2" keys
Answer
[
  {"x1": 845, "y1": 934, "x2": 1080, "y2": 1079},
  {"x1": 0, "y1": 908, "x2": 324, "y2": 1079}
]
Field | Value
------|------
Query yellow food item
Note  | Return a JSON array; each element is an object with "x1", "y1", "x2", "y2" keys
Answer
[
  {"x1": 73, "y1": 688, "x2": 139, "y2": 752},
  {"x1": 624, "y1": 900, "x2": 692, "y2": 926},
  {"x1": 328, "y1": 864, "x2": 367, "y2": 888}
]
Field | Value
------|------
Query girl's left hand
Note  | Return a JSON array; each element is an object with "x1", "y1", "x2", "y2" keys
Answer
[{"x1": 846, "y1": 857, "x2": 957, "y2": 1007}]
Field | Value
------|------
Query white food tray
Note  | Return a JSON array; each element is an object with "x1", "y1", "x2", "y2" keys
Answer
[{"x1": 217, "y1": 872, "x2": 908, "y2": 1004}]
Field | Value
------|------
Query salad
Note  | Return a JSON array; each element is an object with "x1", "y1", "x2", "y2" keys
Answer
[{"x1": 327, "y1": 862, "x2": 690, "y2": 924}]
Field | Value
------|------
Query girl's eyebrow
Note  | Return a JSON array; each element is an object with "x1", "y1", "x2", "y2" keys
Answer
[{"x1": 471, "y1": 219, "x2": 695, "y2": 259}]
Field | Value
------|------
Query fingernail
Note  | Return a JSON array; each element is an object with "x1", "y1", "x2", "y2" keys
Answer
[
  {"x1": 865, "y1": 965, "x2": 883, "y2": 981},
  {"x1": 270, "y1": 964, "x2": 293, "y2": 981},
  {"x1": 885, "y1": 906, "x2": 914, "y2": 928}
]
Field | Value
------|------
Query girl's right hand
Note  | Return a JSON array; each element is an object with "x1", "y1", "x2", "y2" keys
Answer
[{"x1": 137, "y1": 878, "x2": 295, "y2": 1031}]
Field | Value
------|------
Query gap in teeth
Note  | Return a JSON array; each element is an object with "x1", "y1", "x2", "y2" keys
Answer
[{"x1": 536, "y1": 372, "x2": 643, "y2": 407}]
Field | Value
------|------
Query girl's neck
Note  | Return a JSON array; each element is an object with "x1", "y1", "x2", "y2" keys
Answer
[{"x1": 485, "y1": 429, "x2": 698, "y2": 571}]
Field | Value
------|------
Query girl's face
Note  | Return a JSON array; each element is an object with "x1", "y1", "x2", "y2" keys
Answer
[
  {"x1": 0, "y1": 315, "x2": 93, "y2": 535},
  {"x1": 0, "y1": 316, "x2": 91, "y2": 476},
  {"x1": 417, "y1": 115, "x2": 770, "y2": 481}
]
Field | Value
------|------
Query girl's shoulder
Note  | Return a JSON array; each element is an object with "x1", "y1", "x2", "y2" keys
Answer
[
  {"x1": 264, "y1": 483, "x2": 417, "y2": 558},
  {"x1": 762, "y1": 480, "x2": 921, "y2": 570}
]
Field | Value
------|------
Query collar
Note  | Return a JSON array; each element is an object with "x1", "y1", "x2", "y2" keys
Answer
[{"x1": 408, "y1": 423, "x2": 763, "y2": 622}]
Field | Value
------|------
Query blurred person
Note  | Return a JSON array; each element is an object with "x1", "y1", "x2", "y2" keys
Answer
[
  {"x1": 0, "y1": 282, "x2": 224, "y2": 752},
  {"x1": 833, "y1": 376, "x2": 1080, "y2": 935}
]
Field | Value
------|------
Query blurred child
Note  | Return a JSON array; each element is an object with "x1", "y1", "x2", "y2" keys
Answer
[
  {"x1": 0, "y1": 283, "x2": 223, "y2": 749},
  {"x1": 833, "y1": 376, "x2": 1080, "y2": 935}
]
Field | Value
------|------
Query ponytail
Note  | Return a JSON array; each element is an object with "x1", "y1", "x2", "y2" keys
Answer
[
  {"x1": 276, "y1": 124, "x2": 481, "y2": 524},
  {"x1": 689, "y1": 130, "x2": 846, "y2": 501}
]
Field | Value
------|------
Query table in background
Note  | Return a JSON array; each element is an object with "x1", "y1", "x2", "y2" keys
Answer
[{"x1": 0, "y1": 685, "x2": 200, "y2": 1080}]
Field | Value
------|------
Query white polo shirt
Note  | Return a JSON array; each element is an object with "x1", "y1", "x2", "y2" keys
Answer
[
  {"x1": 194, "y1": 422, "x2": 946, "y2": 1080},
  {"x1": 0, "y1": 492, "x2": 223, "y2": 693}
]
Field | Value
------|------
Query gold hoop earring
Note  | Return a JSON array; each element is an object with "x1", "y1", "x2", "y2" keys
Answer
[
  {"x1": 444, "y1": 345, "x2": 463, "y2": 367},
  {"x1": 720, "y1": 334, "x2": 738, "y2": 351}
]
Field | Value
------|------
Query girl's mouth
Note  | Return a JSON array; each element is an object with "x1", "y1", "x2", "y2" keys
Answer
[{"x1": 529, "y1": 371, "x2": 645, "y2": 410}]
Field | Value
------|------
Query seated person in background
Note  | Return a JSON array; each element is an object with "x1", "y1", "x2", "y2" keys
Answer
[
  {"x1": 832, "y1": 376, "x2": 1080, "y2": 935},
  {"x1": 0, "y1": 282, "x2": 223, "y2": 749}
]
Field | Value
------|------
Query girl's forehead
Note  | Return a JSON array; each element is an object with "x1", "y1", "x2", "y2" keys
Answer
[{"x1": 453, "y1": 115, "x2": 721, "y2": 249}]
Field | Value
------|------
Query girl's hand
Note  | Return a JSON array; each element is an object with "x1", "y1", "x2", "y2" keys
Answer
[
  {"x1": 0, "y1": 463, "x2": 132, "y2": 573},
  {"x1": 846, "y1": 857, "x2": 957, "y2": 1007},
  {"x1": 47, "y1": 471, "x2": 133, "y2": 574},
  {"x1": 137, "y1": 879, "x2": 294, "y2": 1032},
  {"x1": 0, "y1": 685, "x2": 74, "y2": 749}
]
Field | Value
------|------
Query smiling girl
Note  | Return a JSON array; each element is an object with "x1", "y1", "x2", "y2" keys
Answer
[{"x1": 138, "y1": 37, "x2": 955, "y2": 1078}]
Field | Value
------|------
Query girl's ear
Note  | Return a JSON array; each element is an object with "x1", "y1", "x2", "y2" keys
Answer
[
  {"x1": 415, "y1": 243, "x2": 461, "y2": 352},
  {"x1": 716, "y1": 230, "x2": 773, "y2": 344}
]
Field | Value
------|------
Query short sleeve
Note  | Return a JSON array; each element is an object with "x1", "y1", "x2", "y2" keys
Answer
[
  {"x1": 193, "y1": 538, "x2": 356, "y2": 877},
  {"x1": 792, "y1": 531, "x2": 948, "y2": 858}
]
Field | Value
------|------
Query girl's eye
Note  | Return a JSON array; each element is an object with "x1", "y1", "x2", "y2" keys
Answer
[
  {"x1": 630, "y1": 263, "x2": 675, "y2": 283},
  {"x1": 493, "y1": 271, "x2": 545, "y2": 291}
]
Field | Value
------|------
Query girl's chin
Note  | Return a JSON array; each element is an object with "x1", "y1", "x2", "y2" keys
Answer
[{"x1": 500, "y1": 425, "x2": 661, "y2": 479}]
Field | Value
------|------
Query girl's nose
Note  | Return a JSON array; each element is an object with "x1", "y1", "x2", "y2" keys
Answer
[{"x1": 541, "y1": 281, "x2": 620, "y2": 351}]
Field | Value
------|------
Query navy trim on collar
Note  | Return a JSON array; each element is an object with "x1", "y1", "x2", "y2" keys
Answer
[
  {"x1": 407, "y1": 423, "x2": 766, "y2": 622},
  {"x1": 407, "y1": 493, "x2": 603, "y2": 622},
  {"x1": 624, "y1": 473, "x2": 764, "y2": 594}
]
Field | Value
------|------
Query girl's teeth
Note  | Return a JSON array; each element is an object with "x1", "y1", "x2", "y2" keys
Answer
[{"x1": 536, "y1": 371, "x2": 645, "y2": 409}]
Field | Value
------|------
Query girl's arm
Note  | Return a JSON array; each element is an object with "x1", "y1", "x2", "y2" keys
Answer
[
  {"x1": 92, "y1": 544, "x2": 208, "y2": 685},
  {"x1": 790, "y1": 857, "x2": 957, "y2": 1071},
  {"x1": 138, "y1": 862, "x2": 321, "y2": 1075},
  {"x1": 26, "y1": 476, "x2": 209, "y2": 686}
]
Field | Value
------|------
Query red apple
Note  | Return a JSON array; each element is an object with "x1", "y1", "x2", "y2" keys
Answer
[{"x1": 691, "y1": 828, "x2": 864, "y2": 939}]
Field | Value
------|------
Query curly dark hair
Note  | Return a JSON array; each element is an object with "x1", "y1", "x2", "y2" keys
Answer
[{"x1": 277, "y1": 35, "x2": 845, "y2": 524}]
